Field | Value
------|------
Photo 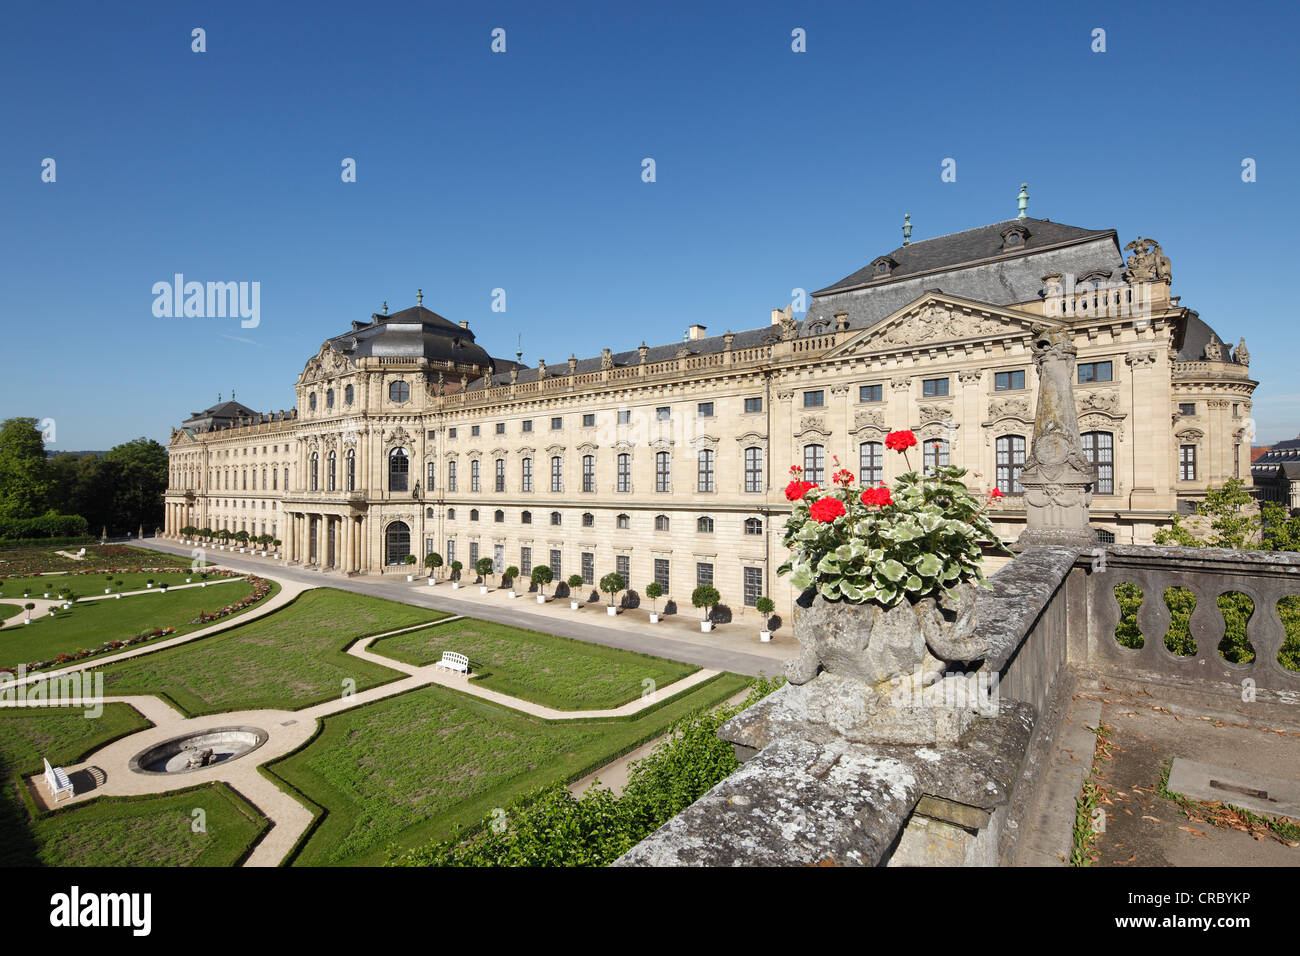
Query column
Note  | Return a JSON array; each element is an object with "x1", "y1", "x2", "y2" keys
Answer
[
  {"x1": 343, "y1": 513, "x2": 353, "y2": 573},
  {"x1": 287, "y1": 512, "x2": 297, "y2": 562},
  {"x1": 316, "y1": 514, "x2": 325, "y2": 567}
]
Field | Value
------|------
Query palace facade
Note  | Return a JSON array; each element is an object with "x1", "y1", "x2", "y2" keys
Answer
[{"x1": 164, "y1": 209, "x2": 1257, "y2": 617}]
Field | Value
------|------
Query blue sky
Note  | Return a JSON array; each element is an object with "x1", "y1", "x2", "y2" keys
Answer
[{"x1": 1, "y1": 0, "x2": 1295, "y2": 449}]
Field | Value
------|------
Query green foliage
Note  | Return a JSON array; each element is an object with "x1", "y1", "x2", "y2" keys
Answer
[
  {"x1": 425, "y1": 552, "x2": 442, "y2": 569},
  {"x1": 567, "y1": 574, "x2": 585, "y2": 591},
  {"x1": 0, "y1": 419, "x2": 53, "y2": 521},
  {"x1": 644, "y1": 581, "x2": 663, "y2": 612},
  {"x1": 475, "y1": 557, "x2": 495, "y2": 579},
  {"x1": 599, "y1": 572, "x2": 625, "y2": 604},
  {"x1": 1261, "y1": 500, "x2": 1300, "y2": 552},
  {"x1": 1153, "y1": 478, "x2": 1260, "y2": 550},
  {"x1": 394, "y1": 675, "x2": 784, "y2": 867},
  {"x1": 530, "y1": 565, "x2": 553, "y2": 590},
  {"x1": 449, "y1": 560, "x2": 463, "y2": 580},
  {"x1": 779, "y1": 465, "x2": 1005, "y2": 607},
  {"x1": 502, "y1": 566, "x2": 520, "y2": 586},
  {"x1": 0, "y1": 513, "x2": 90, "y2": 540},
  {"x1": 690, "y1": 585, "x2": 720, "y2": 620},
  {"x1": 1163, "y1": 586, "x2": 1197, "y2": 657}
]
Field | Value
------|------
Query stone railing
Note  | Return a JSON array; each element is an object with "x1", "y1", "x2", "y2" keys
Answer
[{"x1": 617, "y1": 542, "x2": 1300, "y2": 866}]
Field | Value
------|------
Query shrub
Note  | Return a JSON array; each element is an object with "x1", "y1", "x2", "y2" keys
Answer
[
  {"x1": 503, "y1": 566, "x2": 520, "y2": 588},
  {"x1": 691, "y1": 585, "x2": 720, "y2": 622},
  {"x1": 475, "y1": 557, "x2": 495, "y2": 583},
  {"x1": 644, "y1": 581, "x2": 663, "y2": 614},
  {"x1": 530, "y1": 565, "x2": 553, "y2": 595},
  {"x1": 755, "y1": 596, "x2": 775, "y2": 629},
  {"x1": 599, "y1": 573, "x2": 625, "y2": 607},
  {"x1": 449, "y1": 560, "x2": 463, "y2": 581}
]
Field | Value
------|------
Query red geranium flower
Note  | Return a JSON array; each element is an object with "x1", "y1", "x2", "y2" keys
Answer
[
  {"x1": 885, "y1": 429, "x2": 917, "y2": 452},
  {"x1": 861, "y1": 486, "x2": 893, "y2": 507},
  {"x1": 988, "y1": 488, "x2": 1005, "y2": 499},
  {"x1": 831, "y1": 468, "x2": 856, "y2": 486},
  {"x1": 784, "y1": 480, "x2": 817, "y2": 501},
  {"x1": 809, "y1": 497, "x2": 847, "y2": 523}
]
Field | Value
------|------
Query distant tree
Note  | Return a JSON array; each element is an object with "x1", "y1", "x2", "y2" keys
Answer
[
  {"x1": 1154, "y1": 478, "x2": 1260, "y2": 550},
  {"x1": 0, "y1": 418, "x2": 53, "y2": 519}
]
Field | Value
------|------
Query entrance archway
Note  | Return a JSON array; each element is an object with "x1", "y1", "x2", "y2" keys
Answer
[{"x1": 385, "y1": 521, "x2": 411, "y2": 566}]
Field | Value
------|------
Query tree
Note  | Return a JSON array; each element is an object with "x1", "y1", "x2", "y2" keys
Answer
[
  {"x1": 567, "y1": 574, "x2": 585, "y2": 601},
  {"x1": 449, "y1": 560, "x2": 463, "y2": 581},
  {"x1": 1153, "y1": 478, "x2": 1260, "y2": 550},
  {"x1": 503, "y1": 565, "x2": 520, "y2": 588},
  {"x1": 425, "y1": 552, "x2": 443, "y2": 576},
  {"x1": 476, "y1": 556, "x2": 495, "y2": 586},
  {"x1": 692, "y1": 585, "x2": 721, "y2": 623},
  {"x1": 531, "y1": 564, "x2": 553, "y2": 596},
  {"x1": 645, "y1": 581, "x2": 663, "y2": 615},
  {"x1": 103, "y1": 438, "x2": 168, "y2": 534},
  {"x1": 1261, "y1": 500, "x2": 1300, "y2": 552},
  {"x1": 0, "y1": 418, "x2": 53, "y2": 519},
  {"x1": 599, "y1": 572, "x2": 625, "y2": 608},
  {"x1": 755, "y1": 596, "x2": 776, "y2": 630}
]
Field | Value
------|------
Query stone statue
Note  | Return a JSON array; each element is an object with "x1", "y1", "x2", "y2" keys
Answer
[
  {"x1": 568, "y1": 355, "x2": 577, "y2": 376},
  {"x1": 1204, "y1": 334, "x2": 1223, "y2": 361},
  {"x1": 601, "y1": 348, "x2": 613, "y2": 370},
  {"x1": 638, "y1": 342, "x2": 649, "y2": 364},
  {"x1": 538, "y1": 359, "x2": 547, "y2": 379},
  {"x1": 509, "y1": 367, "x2": 518, "y2": 384},
  {"x1": 1235, "y1": 337, "x2": 1250, "y2": 366},
  {"x1": 1123, "y1": 237, "x2": 1172, "y2": 282},
  {"x1": 413, "y1": 480, "x2": 421, "y2": 500}
]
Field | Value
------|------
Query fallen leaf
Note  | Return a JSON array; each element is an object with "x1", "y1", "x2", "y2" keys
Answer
[{"x1": 1142, "y1": 815, "x2": 1161, "y2": 823}]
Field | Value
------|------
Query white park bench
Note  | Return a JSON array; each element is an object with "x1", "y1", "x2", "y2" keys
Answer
[
  {"x1": 434, "y1": 651, "x2": 469, "y2": 676},
  {"x1": 43, "y1": 757, "x2": 74, "y2": 802}
]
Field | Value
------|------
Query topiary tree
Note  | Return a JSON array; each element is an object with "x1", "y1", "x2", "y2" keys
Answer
[
  {"x1": 503, "y1": 565, "x2": 520, "y2": 589},
  {"x1": 692, "y1": 584, "x2": 721, "y2": 623},
  {"x1": 23, "y1": 601, "x2": 34, "y2": 623},
  {"x1": 567, "y1": 574, "x2": 585, "y2": 601},
  {"x1": 644, "y1": 581, "x2": 663, "y2": 615},
  {"x1": 404, "y1": 553, "x2": 417, "y2": 567},
  {"x1": 531, "y1": 564, "x2": 553, "y2": 596},
  {"x1": 600, "y1": 572, "x2": 626, "y2": 608},
  {"x1": 425, "y1": 552, "x2": 443, "y2": 577},
  {"x1": 476, "y1": 556, "x2": 496, "y2": 586},
  {"x1": 449, "y1": 560, "x2": 463, "y2": 582},
  {"x1": 755, "y1": 596, "x2": 776, "y2": 630}
]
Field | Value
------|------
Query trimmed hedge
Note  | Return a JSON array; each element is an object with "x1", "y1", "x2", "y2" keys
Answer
[{"x1": 0, "y1": 515, "x2": 89, "y2": 541}]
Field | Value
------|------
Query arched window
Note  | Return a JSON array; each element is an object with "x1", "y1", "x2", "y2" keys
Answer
[
  {"x1": 426, "y1": 508, "x2": 435, "y2": 518},
  {"x1": 582, "y1": 512, "x2": 594, "y2": 527},
  {"x1": 262, "y1": 467, "x2": 267, "y2": 490},
  {"x1": 522, "y1": 457, "x2": 533, "y2": 492},
  {"x1": 995, "y1": 435, "x2": 1026, "y2": 493},
  {"x1": 344, "y1": 384, "x2": 354, "y2": 405},
  {"x1": 582, "y1": 455, "x2": 594, "y2": 492},
  {"x1": 389, "y1": 380, "x2": 410, "y2": 403},
  {"x1": 494, "y1": 510, "x2": 505, "y2": 523},
  {"x1": 923, "y1": 439, "x2": 949, "y2": 475},
  {"x1": 744, "y1": 447, "x2": 763, "y2": 493},
  {"x1": 617, "y1": 453, "x2": 631, "y2": 493},
  {"x1": 346, "y1": 449, "x2": 356, "y2": 492},
  {"x1": 447, "y1": 508, "x2": 456, "y2": 520},
  {"x1": 384, "y1": 521, "x2": 410, "y2": 566},
  {"x1": 655, "y1": 451, "x2": 671, "y2": 492},
  {"x1": 1081, "y1": 431, "x2": 1115, "y2": 495},
  {"x1": 310, "y1": 452, "x2": 319, "y2": 491},
  {"x1": 309, "y1": 393, "x2": 317, "y2": 411},
  {"x1": 803, "y1": 444, "x2": 824, "y2": 483},
  {"x1": 550, "y1": 511, "x2": 562, "y2": 526},
  {"x1": 389, "y1": 448, "x2": 409, "y2": 492},
  {"x1": 471, "y1": 459, "x2": 481, "y2": 492},
  {"x1": 496, "y1": 458, "x2": 506, "y2": 492},
  {"x1": 616, "y1": 513, "x2": 630, "y2": 529},
  {"x1": 326, "y1": 388, "x2": 334, "y2": 409},
  {"x1": 551, "y1": 456, "x2": 563, "y2": 492},
  {"x1": 697, "y1": 516, "x2": 714, "y2": 533},
  {"x1": 521, "y1": 510, "x2": 531, "y2": 524},
  {"x1": 744, "y1": 517, "x2": 763, "y2": 535},
  {"x1": 470, "y1": 509, "x2": 480, "y2": 522},
  {"x1": 272, "y1": 467, "x2": 278, "y2": 490},
  {"x1": 859, "y1": 441, "x2": 883, "y2": 485},
  {"x1": 327, "y1": 451, "x2": 337, "y2": 491},
  {"x1": 447, "y1": 460, "x2": 457, "y2": 492},
  {"x1": 697, "y1": 449, "x2": 715, "y2": 492},
  {"x1": 655, "y1": 514, "x2": 670, "y2": 532}
]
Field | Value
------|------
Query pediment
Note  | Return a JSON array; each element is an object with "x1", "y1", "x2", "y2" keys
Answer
[
  {"x1": 298, "y1": 343, "x2": 354, "y2": 385},
  {"x1": 824, "y1": 293, "x2": 1061, "y2": 358}
]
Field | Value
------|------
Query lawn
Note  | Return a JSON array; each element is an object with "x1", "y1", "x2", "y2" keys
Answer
[
  {"x1": 371, "y1": 617, "x2": 699, "y2": 709},
  {"x1": 0, "y1": 578, "x2": 269, "y2": 672},
  {"x1": 0, "y1": 605, "x2": 19, "y2": 621},
  {"x1": 96, "y1": 588, "x2": 444, "y2": 716},
  {"x1": 266, "y1": 671, "x2": 749, "y2": 866},
  {"x1": 0, "y1": 544, "x2": 197, "y2": 577},
  {"x1": 0, "y1": 569, "x2": 225, "y2": 599}
]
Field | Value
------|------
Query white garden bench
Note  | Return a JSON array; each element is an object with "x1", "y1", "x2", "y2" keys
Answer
[
  {"x1": 434, "y1": 651, "x2": 469, "y2": 675},
  {"x1": 43, "y1": 757, "x2": 73, "y2": 802}
]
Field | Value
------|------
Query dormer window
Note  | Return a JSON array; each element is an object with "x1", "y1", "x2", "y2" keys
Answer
[
  {"x1": 1000, "y1": 225, "x2": 1031, "y2": 251},
  {"x1": 870, "y1": 255, "x2": 898, "y2": 278}
]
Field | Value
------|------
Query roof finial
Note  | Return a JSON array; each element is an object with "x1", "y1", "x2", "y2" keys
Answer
[
  {"x1": 217, "y1": 392, "x2": 221, "y2": 403},
  {"x1": 231, "y1": 387, "x2": 235, "y2": 401},
  {"x1": 516, "y1": 334, "x2": 523, "y2": 364},
  {"x1": 1017, "y1": 183, "x2": 1029, "y2": 220},
  {"x1": 902, "y1": 213, "x2": 912, "y2": 246},
  {"x1": 382, "y1": 300, "x2": 388, "y2": 314},
  {"x1": 416, "y1": 288, "x2": 423, "y2": 306}
]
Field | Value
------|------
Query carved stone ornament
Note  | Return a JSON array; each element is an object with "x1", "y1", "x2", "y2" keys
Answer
[
  {"x1": 917, "y1": 403, "x2": 952, "y2": 424},
  {"x1": 537, "y1": 359, "x2": 547, "y2": 379},
  {"x1": 601, "y1": 348, "x2": 614, "y2": 370},
  {"x1": 1204, "y1": 334, "x2": 1224, "y2": 361},
  {"x1": 958, "y1": 369, "x2": 983, "y2": 385},
  {"x1": 797, "y1": 416, "x2": 828, "y2": 437},
  {"x1": 988, "y1": 397, "x2": 1032, "y2": 421},
  {"x1": 1125, "y1": 350, "x2": 1158, "y2": 368},
  {"x1": 1076, "y1": 389, "x2": 1121, "y2": 415},
  {"x1": 874, "y1": 304, "x2": 1015, "y2": 348},
  {"x1": 1122, "y1": 237, "x2": 1172, "y2": 283},
  {"x1": 1235, "y1": 338, "x2": 1250, "y2": 366},
  {"x1": 890, "y1": 376, "x2": 912, "y2": 391},
  {"x1": 851, "y1": 409, "x2": 887, "y2": 434},
  {"x1": 510, "y1": 367, "x2": 518, "y2": 384}
]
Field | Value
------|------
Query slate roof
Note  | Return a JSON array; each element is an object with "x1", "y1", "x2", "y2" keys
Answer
[{"x1": 327, "y1": 305, "x2": 518, "y2": 372}]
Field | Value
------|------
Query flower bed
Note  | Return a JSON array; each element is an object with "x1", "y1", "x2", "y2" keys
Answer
[
  {"x1": 0, "y1": 567, "x2": 239, "y2": 582},
  {"x1": 0, "y1": 575, "x2": 272, "y2": 676}
]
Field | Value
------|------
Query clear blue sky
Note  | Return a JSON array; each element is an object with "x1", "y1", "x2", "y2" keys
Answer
[{"x1": 2, "y1": 0, "x2": 1295, "y2": 449}]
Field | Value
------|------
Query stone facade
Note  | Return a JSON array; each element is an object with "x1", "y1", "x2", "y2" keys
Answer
[{"x1": 164, "y1": 215, "x2": 1256, "y2": 617}]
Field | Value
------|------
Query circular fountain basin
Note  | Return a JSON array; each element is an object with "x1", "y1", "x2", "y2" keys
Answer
[{"x1": 129, "y1": 726, "x2": 268, "y2": 775}]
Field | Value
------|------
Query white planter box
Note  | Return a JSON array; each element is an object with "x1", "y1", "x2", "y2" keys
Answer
[
  {"x1": 200, "y1": 583, "x2": 206, "y2": 588},
  {"x1": 105, "y1": 588, "x2": 112, "y2": 594},
  {"x1": 451, "y1": 582, "x2": 460, "y2": 589},
  {"x1": 760, "y1": 630, "x2": 771, "y2": 643},
  {"x1": 115, "y1": 594, "x2": 121, "y2": 599},
  {"x1": 701, "y1": 621, "x2": 713, "y2": 633},
  {"x1": 427, "y1": 578, "x2": 437, "y2": 586},
  {"x1": 479, "y1": 586, "x2": 488, "y2": 595},
  {"x1": 570, "y1": 601, "x2": 579, "y2": 610},
  {"x1": 649, "y1": 613, "x2": 659, "y2": 624},
  {"x1": 406, "y1": 575, "x2": 414, "y2": 582},
  {"x1": 508, "y1": 590, "x2": 516, "y2": 599},
  {"x1": 606, "y1": 606, "x2": 617, "y2": 616},
  {"x1": 537, "y1": 595, "x2": 546, "y2": 604},
  {"x1": 146, "y1": 584, "x2": 153, "y2": 589}
]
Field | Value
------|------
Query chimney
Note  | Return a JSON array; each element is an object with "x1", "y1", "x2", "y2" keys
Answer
[
  {"x1": 688, "y1": 324, "x2": 707, "y2": 340},
  {"x1": 771, "y1": 309, "x2": 784, "y2": 326},
  {"x1": 459, "y1": 321, "x2": 469, "y2": 330}
]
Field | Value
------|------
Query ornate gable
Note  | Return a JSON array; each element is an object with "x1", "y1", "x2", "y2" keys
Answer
[
  {"x1": 824, "y1": 294, "x2": 1060, "y2": 358},
  {"x1": 298, "y1": 344, "x2": 354, "y2": 385}
]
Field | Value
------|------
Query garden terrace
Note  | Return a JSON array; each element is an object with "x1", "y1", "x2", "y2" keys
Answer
[{"x1": 618, "y1": 543, "x2": 1300, "y2": 866}]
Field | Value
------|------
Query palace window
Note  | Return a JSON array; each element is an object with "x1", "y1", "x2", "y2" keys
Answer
[
  {"x1": 923, "y1": 439, "x2": 949, "y2": 475},
  {"x1": 743, "y1": 567, "x2": 763, "y2": 607},
  {"x1": 447, "y1": 508, "x2": 456, "y2": 520},
  {"x1": 521, "y1": 510, "x2": 531, "y2": 524},
  {"x1": 1081, "y1": 431, "x2": 1114, "y2": 495},
  {"x1": 427, "y1": 460, "x2": 435, "y2": 492},
  {"x1": 496, "y1": 422, "x2": 505, "y2": 435},
  {"x1": 859, "y1": 384, "x2": 883, "y2": 403},
  {"x1": 803, "y1": 390, "x2": 824, "y2": 408},
  {"x1": 344, "y1": 385, "x2": 354, "y2": 404},
  {"x1": 494, "y1": 510, "x2": 505, "y2": 523},
  {"x1": 744, "y1": 517, "x2": 763, "y2": 536},
  {"x1": 744, "y1": 447, "x2": 764, "y2": 493},
  {"x1": 310, "y1": 453, "x2": 319, "y2": 491},
  {"x1": 803, "y1": 444, "x2": 825, "y2": 483},
  {"x1": 696, "y1": 562, "x2": 713, "y2": 587},
  {"x1": 470, "y1": 509, "x2": 479, "y2": 522},
  {"x1": 616, "y1": 554, "x2": 629, "y2": 580},
  {"x1": 389, "y1": 381, "x2": 410, "y2": 403},
  {"x1": 520, "y1": 546, "x2": 531, "y2": 576},
  {"x1": 1179, "y1": 403, "x2": 1196, "y2": 416},
  {"x1": 1180, "y1": 444, "x2": 1197, "y2": 481},
  {"x1": 618, "y1": 410, "x2": 631, "y2": 425},
  {"x1": 582, "y1": 455, "x2": 595, "y2": 492},
  {"x1": 582, "y1": 552, "x2": 594, "y2": 586},
  {"x1": 471, "y1": 460, "x2": 481, "y2": 492},
  {"x1": 698, "y1": 402, "x2": 714, "y2": 418},
  {"x1": 471, "y1": 425, "x2": 480, "y2": 437},
  {"x1": 522, "y1": 419, "x2": 533, "y2": 432},
  {"x1": 1078, "y1": 361, "x2": 1113, "y2": 383},
  {"x1": 326, "y1": 389, "x2": 334, "y2": 408},
  {"x1": 389, "y1": 448, "x2": 409, "y2": 491},
  {"x1": 617, "y1": 453, "x2": 631, "y2": 492},
  {"x1": 860, "y1": 441, "x2": 883, "y2": 485},
  {"x1": 656, "y1": 451, "x2": 671, "y2": 492},
  {"x1": 522, "y1": 457, "x2": 533, "y2": 492},
  {"x1": 348, "y1": 451, "x2": 356, "y2": 492},
  {"x1": 327, "y1": 451, "x2": 337, "y2": 491},
  {"x1": 449, "y1": 428, "x2": 457, "y2": 439},
  {"x1": 583, "y1": 414, "x2": 595, "y2": 427},
  {"x1": 551, "y1": 511, "x2": 562, "y2": 526},
  {"x1": 995, "y1": 435, "x2": 1026, "y2": 494},
  {"x1": 655, "y1": 514, "x2": 670, "y2": 532},
  {"x1": 550, "y1": 550, "x2": 562, "y2": 580},
  {"x1": 994, "y1": 370, "x2": 1025, "y2": 391},
  {"x1": 656, "y1": 407, "x2": 671, "y2": 421},
  {"x1": 447, "y1": 460, "x2": 457, "y2": 492},
  {"x1": 582, "y1": 512, "x2": 594, "y2": 527},
  {"x1": 551, "y1": 417, "x2": 562, "y2": 430},
  {"x1": 922, "y1": 377, "x2": 950, "y2": 397},
  {"x1": 744, "y1": 397, "x2": 762, "y2": 413},
  {"x1": 697, "y1": 449, "x2": 715, "y2": 492},
  {"x1": 309, "y1": 393, "x2": 317, "y2": 411},
  {"x1": 697, "y1": 516, "x2": 714, "y2": 533},
  {"x1": 616, "y1": 513, "x2": 630, "y2": 530},
  {"x1": 496, "y1": 458, "x2": 506, "y2": 492},
  {"x1": 654, "y1": 559, "x2": 670, "y2": 591},
  {"x1": 551, "y1": 456, "x2": 563, "y2": 492}
]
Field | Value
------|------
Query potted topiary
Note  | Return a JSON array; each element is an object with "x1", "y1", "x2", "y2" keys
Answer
[
  {"x1": 273, "y1": 538, "x2": 282, "y2": 559},
  {"x1": 449, "y1": 560, "x2": 463, "y2": 589},
  {"x1": 600, "y1": 572, "x2": 625, "y2": 617},
  {"x1": 755, "y1": 596, "x2": 776, "y2": 642},
  {"x1": 645, "y1": 581, "x2": 663, "y2": 623},
  {"x1": 404, "y1": 553, "x2": 417, "y2": 582},
  {"x1": 198, "y1": 573, "x2": 207, "y2": 589},
  {"x1": 531, "y1": 565, "x2": 552, "y2": 603},
  {"x1": 425, "y1": 552, "x2": 442, "y2": 585},
  {"x1": 567, "y1": 574, "x2": 585, "y2": 610},
  {"x1": 23, "y1": 602, "x2": 34, "y2": 624},
  {"x1": 146, "y1": 578, "x2": 155, "y2": 589},
  {"x1": 692, "y1": 584, "x2": 720, "y2": 633},
  {"x1": 503, "y1": 566, "x2": 520, "y2": 598},
  {"x1": 476, "y1": 557, "x2": 495, "y2": 594},
  {"x1": 105, "y1": 573, "x2": 113, "y2": 594}
]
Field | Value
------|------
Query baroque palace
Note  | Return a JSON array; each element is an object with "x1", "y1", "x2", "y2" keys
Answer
[{"x1": 164, "y1": 200, "x2": 1256, "y2": 617}]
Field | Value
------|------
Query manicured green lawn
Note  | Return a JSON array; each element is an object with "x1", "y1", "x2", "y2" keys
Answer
[
  {"x1": 0, "y1": 578, "x2": 269, "y2": 672},
  {"x1": 0, "y1": 604, "x2": 19, "y2": 621},
  {"x1": 267, "y1": 672, "x2": 749, "y2": 866},
  {"x1": 0, "y1": 569, "x2": 221, "y2": 599},
  {"x1": 25, "y1": 783, "x2": 268, "y2": 867},
  {"x1": 97, "y1": 589, "x2": 444, "y2": 716},
  {"x1": 0, "y1": 545, "x2": 197, "y2": 578},
  {"x1": 371, "y1": 617, "x2": 699, "y2": 709}
]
